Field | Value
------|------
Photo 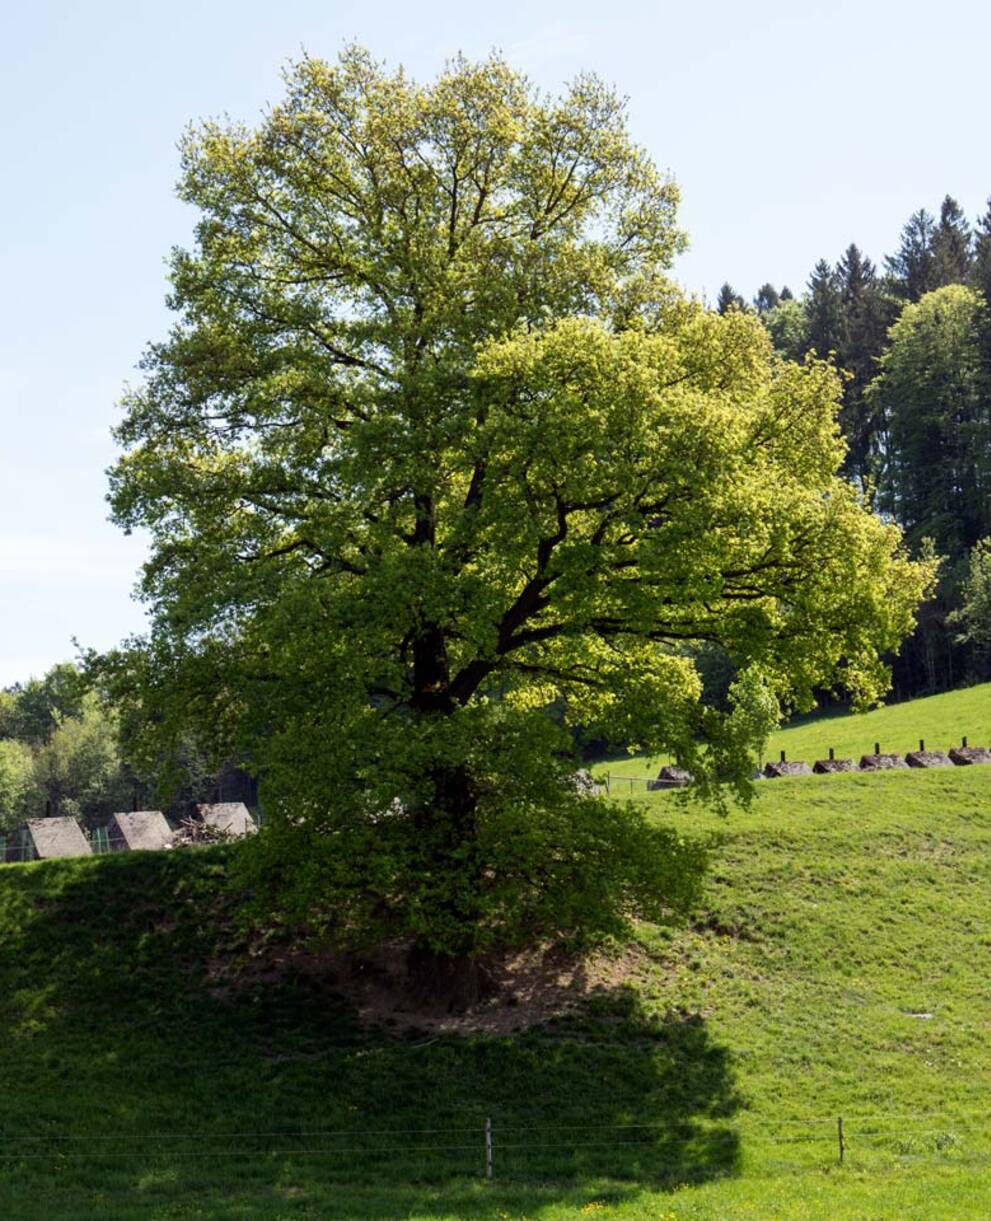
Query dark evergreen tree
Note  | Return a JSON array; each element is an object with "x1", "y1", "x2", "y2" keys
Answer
[
  {"x1": 805, "y1": 259, "x2": 843, "y2": 359},
  {"x1": 972, "y1": 197, "x2": 991, "y2": 303},
  {"x1": 716, "y1": 282, "x2": 746, "y2": 314},
  {"x1": 885, "y1": 209, "x2": 937, "y2": 301},
  {"x1": 753, "y1": 282, "x2": 779, "y2": 314},
  {"x1": 835, "y1": 244, "x2": 890, "y2": 484},
  {"x1": 779, "y1": 285, "x2": 794, "y2": 301},
  {"x1": 931, "y1": 195, "x2": 972, "y2": 287}
]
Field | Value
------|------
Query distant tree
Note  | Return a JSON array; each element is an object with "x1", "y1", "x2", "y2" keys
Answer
[
  {"x1": 716, "y1": 282, "x2": 746, "y2": 313},
  {"x1": 0, "y1": 740, "x2": 32, "y2": 830},
  {"x1": 805, "y1": 259, "x2": 844, "y2": 359},
  {"x1": 28, "y1": 692, "x2": 130, "y2": 821},
  {"x1": 972, "y1": 198, "x2": 991, "y2": 299},
  {"x1": 931, "y1": 195, "x2": 972, "y2": 287},
  {"x1": 762, "y1": 297, "x2": 807, "y2": 362},
  {"x1": 949, "y1": 537, "x2": 991, "y2": 657},
  {"x1": 779, "y1": 285, "x2": 794, "y2": 301},
  {"x1": 835, "y1": 244, "x2": 890, "y2": 484},
  {"x1": 885, "y1": 209, "x2": 937, "y2": 302},
  {"x1": 4, "y1": 663, "x2": 87, "y2": 745},
  {"x1": 0, "y1": 691, "x2": 19, "y2": 740},
  {"x1": 870, "y1": 284, "x2": 990, "y2": 555},
  {"x1": 753, "y1": 283, "x2": 779, "y2": 314},
  {"x1": 970, "y1": 198, "x2": 991, "y2": 367}
]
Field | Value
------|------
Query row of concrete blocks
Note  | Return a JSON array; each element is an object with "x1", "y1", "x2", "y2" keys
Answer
[
  {"x1": 1, "y1": 803, "x2": 257, "y2": 863},
  {"x1": 648, "y1": 744, "x2": 991, "y2": 788}
]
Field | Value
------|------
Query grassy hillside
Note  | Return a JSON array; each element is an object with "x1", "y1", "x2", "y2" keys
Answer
[
  {"x1": 595, "y1": 681, "x2": 991, "y2": 781},
  {"x1": 1, "y1": 767, "x2": 990, "y2": 1217}
]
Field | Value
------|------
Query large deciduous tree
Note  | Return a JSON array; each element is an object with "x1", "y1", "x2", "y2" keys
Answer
[{"x1": 105, "y1": 49, "x2": 931, "y2": 1009}]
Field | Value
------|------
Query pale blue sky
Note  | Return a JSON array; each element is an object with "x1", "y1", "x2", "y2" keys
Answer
[{"x1": 2, "y1": 0, "x2": 990, "y2": 685}]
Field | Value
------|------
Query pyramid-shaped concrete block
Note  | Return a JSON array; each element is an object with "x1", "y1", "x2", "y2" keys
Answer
[
  {"x1": 196, "y1": 802, "x2": 257, "y2": 838},
  {"x1": 24, "y1": 817, "x2": 92, "y2": 859},
  {"x1": 108, "y1": 810, "x2": 173, "y2": 852},
  {"x1": 858, "y1": 753, "x2": 908, "y2": 771},
  {"x1": 905, "y1": 750, "x2": 953, "y2": 769},
  {"x1": 648, "y1": 766, "x2": 694, "y2": 791},
  {"x1": 763, "y1": 760, "x2": 812, "y2": 778},
  {"x1": 949, "y1": 745, "x2": 991, "y2": 766}
]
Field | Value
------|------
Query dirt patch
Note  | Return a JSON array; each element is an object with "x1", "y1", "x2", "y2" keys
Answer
[{"x1": 207, "y1": 937, "x2": 660, "y2": 1035}]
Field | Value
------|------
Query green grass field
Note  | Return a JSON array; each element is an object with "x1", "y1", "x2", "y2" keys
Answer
[
  {"x1": 1, "y1": 722, "x2": 990, "y2": 1215},
  {"x1": 593, "y1": 680, "x2": 991, "y2": 781}
]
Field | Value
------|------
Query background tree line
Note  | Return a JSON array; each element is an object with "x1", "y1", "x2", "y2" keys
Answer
[
  {"x1": 0, "y1": 662, "x2": 255, "y2": 832},
  {"x1": 718, "y1": 194, "x2": 991, "y2": 695}
]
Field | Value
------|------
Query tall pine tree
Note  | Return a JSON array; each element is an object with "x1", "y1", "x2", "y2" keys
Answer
[
  {"x1": 753, "y1": 283, "x2": 780, "y2": 314},
  {"x1": 931, "y1": 195, "x2": 972, "y2": 287},
  {"x1": 805, "y1": 259, "x2": 843, "y2": 359},
  {"x1": 885, "y1": 209, "x2": 937, "y2": 301},
  {"x1": 835, "y1": 244, "x2": 890, "y2": 485},
  {"x1": 970, "y1": 197, "x2": 991, "y2": 367},
  {"x1": 972, "y1": 198, "x2": 991, "y2": 301},
  {"x1": 716, "y1": 282, "x2": 746, "y2": 314}
]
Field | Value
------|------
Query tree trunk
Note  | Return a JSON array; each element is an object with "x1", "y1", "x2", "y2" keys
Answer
[
  {"x1": 406, "y1": 759, "x2": 487, "y2": 1013},
  {"x1": 407, "y1": 612, "x2": 489, "y2": 1013}
]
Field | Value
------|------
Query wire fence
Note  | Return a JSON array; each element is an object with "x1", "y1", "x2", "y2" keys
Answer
[
  {"x1": 0, "y1": 830, "x2": 131, "y2": 863},
  {"x1": 0, "y1": 1111, "x2": 987, "y2": 1180}
]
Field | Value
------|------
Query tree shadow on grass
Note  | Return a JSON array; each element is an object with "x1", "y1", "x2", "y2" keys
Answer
[{"x1": 0, "y1": 850, "x2": 741, "y2": 1219}]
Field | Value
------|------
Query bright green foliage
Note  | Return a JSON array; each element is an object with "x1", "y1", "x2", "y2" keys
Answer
[
  {"x1": 761, "y1": 296, "x2": 806, "y2": 362},
  {"x1": 0, "y1": 664, "x2": 132, "y2": 826},
  {"x1": 28, "y1": 692, "x2": 130, "y2": 820},
  {"x1": 0, "y1": 691, "x2": 19, "y2": 740},
  {"x1": 0, "y1": 739, "x2": 32, "y2": 830},
  {"x1": 950, "y1": 537, "x2": 991, "y2": 651},
  {"x1": 105, "y1": 48, "x2": 931, "y2": 968},
  {"x1": 763, "y1": 250, "x2": 891, "y2": 488},
  {"x1": 871, "y1": 284, "x2": 991, "y2": 556},
  {"x1": 1, "y1": 662, "x2": 87, "y2": 745}
]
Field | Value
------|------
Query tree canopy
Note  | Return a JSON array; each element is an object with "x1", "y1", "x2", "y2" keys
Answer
[
  {"x1": 871, "y1": 284, "x2": 990, "y2": 556},
  {"x1": 104, "y1": 48, "x2": 932, "y2": 1007}
]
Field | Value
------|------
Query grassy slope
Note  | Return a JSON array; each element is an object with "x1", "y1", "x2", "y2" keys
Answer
[
  {"x1": 1, "y1": 768, "x2": 990, "y2": 1216},
  {"x1": 594, "y1": 680, "x2": 991, "y2": 780}
]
